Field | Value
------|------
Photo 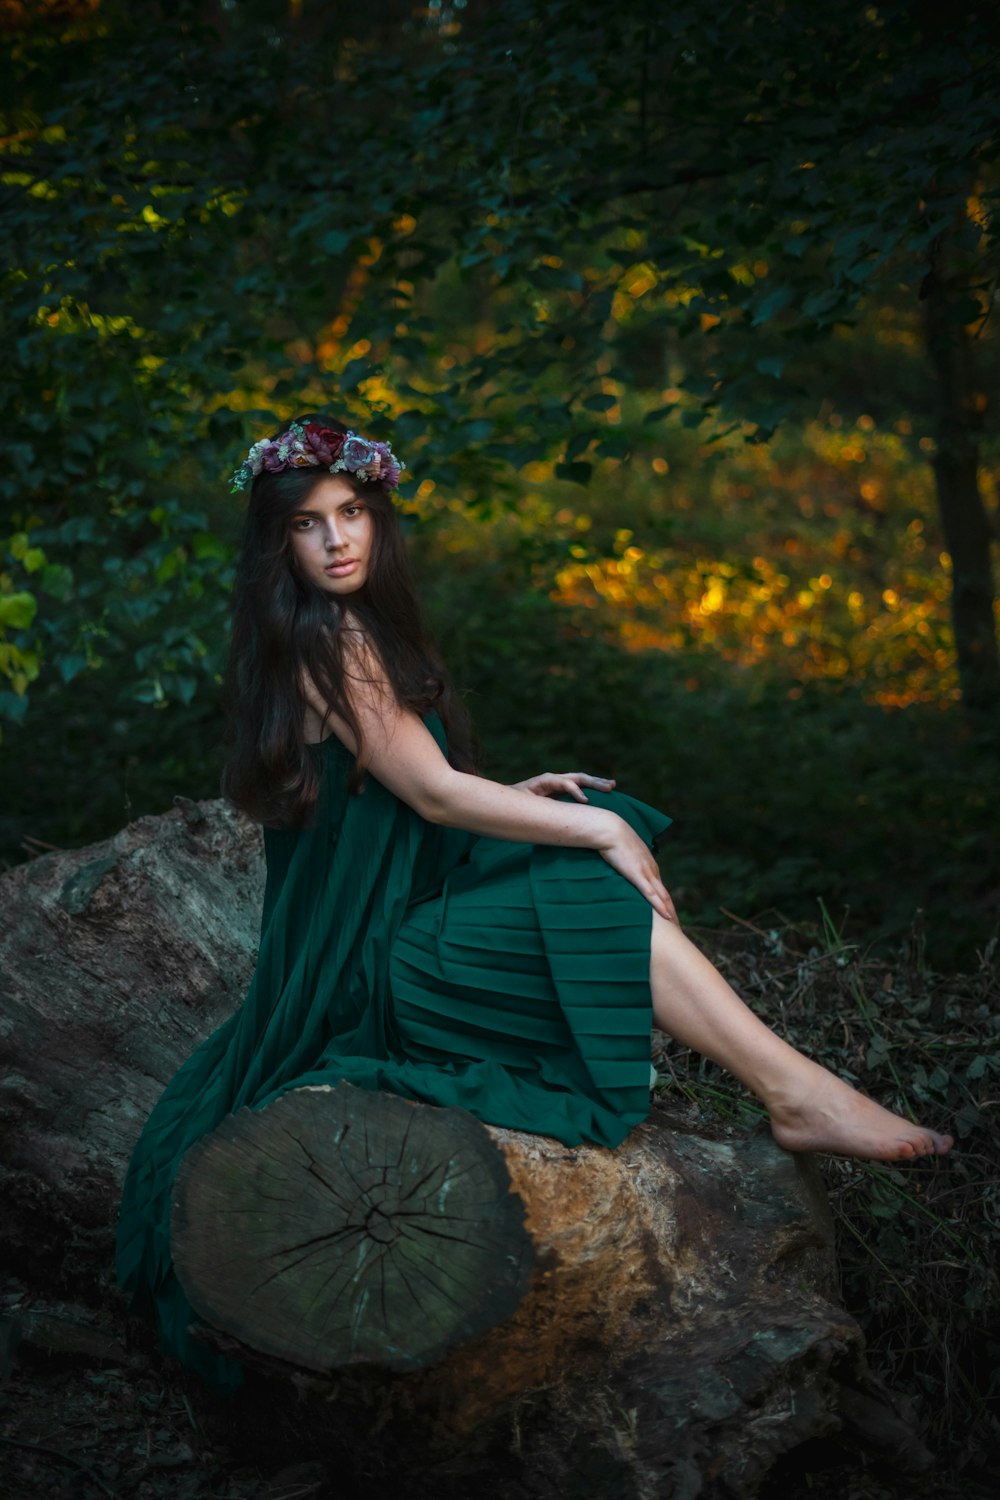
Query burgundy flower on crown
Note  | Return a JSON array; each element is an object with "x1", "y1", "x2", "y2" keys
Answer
[{"x1": 304, "y1": 423, "x2": 346, "y2": 467}]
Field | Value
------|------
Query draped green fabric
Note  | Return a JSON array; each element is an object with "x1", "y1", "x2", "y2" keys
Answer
[{"x1": 114, "y1": 713, "x2": 671, "y2": 1394}]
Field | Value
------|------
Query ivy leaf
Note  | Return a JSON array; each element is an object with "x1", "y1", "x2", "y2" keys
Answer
[
  {"x1": 751, "y1": 285, "x2": 795, "y2": 325},
  {"x1": 58, "y1": 653, "x2": 89, "y2": 683}
]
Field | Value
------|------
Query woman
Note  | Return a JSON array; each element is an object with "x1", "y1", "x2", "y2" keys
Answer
[{"x1": 115, "y1": 414, "x2": 952, "y2": 1394}]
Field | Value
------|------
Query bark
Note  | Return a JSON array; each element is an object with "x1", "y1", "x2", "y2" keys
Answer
[
  {"x1": 921, "y1": 223, "x2": 1000, "y2": 716},
  {"x1": 0, "y1": 797, "x2": 932, "y2": 1497},
  {"x1": 0, "y1": 793, "x2": 264, "y2": 1293}
]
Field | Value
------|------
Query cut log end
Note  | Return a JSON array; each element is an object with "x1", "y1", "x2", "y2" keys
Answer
[{"x1": 172, "y1": 1083, "x2": 534, "y2": 1373}]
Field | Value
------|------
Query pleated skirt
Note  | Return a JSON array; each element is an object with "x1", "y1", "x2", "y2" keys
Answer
[{"x1": 389, "y1": 831, "x2": 657, "y2": 1127}]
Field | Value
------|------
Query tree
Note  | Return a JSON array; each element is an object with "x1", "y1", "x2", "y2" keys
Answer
[{"x1": 1, "y1": 0, "x2": 997, "y2": 735}]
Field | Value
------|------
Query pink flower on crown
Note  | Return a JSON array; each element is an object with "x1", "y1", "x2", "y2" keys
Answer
[
  {"x1": 372, "y1": 442, "x2": 400, "y2": 488},
  {"x1": 263, "y1": 445, "x2": 290, "y2": 472}
]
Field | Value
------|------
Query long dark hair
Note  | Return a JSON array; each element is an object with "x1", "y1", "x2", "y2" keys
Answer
[{"x1": 220, "y1": 414, "x2": 477, "y2": 829}]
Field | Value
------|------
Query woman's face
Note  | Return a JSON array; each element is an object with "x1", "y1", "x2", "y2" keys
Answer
[{"x1": 287, "y1": 475, "x2": 374, "y2": 596}]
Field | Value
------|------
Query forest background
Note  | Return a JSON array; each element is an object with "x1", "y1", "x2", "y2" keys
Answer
[
  {"x1": 2, "y1": 0, "x2": 998, "y2": 972},
  {"x1": 1, "y1": 0, "x2": 998, "y2": 971},
  {"x1": 1, "y1": 1, "x2": 999, "y2": 1495}
]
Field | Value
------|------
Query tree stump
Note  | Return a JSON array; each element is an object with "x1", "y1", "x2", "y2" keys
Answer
[
  {"x1": 173, "y1": 1083, "x2": 535, "y2": 1373},
  {"x1": 0, "y1": 796, "x2": 930, "y2": 1496}
]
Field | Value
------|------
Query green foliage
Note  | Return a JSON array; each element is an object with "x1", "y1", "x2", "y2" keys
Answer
[
  {"x1": 1, "y1": 0, "x2": 998, "y2": 726},
  {"x1": 4, "y1": 398, "x2": 998, "y2": 969}
]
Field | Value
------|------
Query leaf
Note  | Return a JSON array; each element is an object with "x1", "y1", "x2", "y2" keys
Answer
[
  {"x1": 0, "y1": 592, "x2": 37, "y2": 629},
  {"x1": 0, "y1": 688, "x2": 30, "y2": 725},
  {"x1": 526, "y1": 264, "x2": 584, "y2": 292},
  {"x1": 865, "y1": 1035, "x2": 890, "y2": 1070},
  {"x1": 319, "y1": 229, "x2": 354, "y2": 255},
  {"x1": 58, "y1": 653, "x2": 89, "y2": 684},
  {"x1": 782, "y1": 236, "x2": 808, "y2": 259},
  {"x1": 801, "y1": 287, "x2": 841, "y2": 320},
  {"x1": 155, "y1": 552, "x2": 183, "y2": 585},
  {"x1": 643, "y1": 404, "x2": 677, "y2": 424},
  {"x1": 954, "y1": 1101, "x2": 983, "y2": 1138},
  {"x1": 461, "y1": 420, "x2": 495, "y2": 444},
  {"x1": 132, "y1": 677, "x2": 165, "y2": 704},
  {"x1": 192, "y1": 532, "x2": 229, "y2": 561},
  {"x1": 594, "y1": 433, "x2": 631, "y2": 459},
  {"x1": 41, "y1": 564, "x2": 74, "y2": 600},
  {"x1": 554, "y1": 461, "x2": 592, "y2": 485},
  {"x1": 927, "y1": 1066, "x2": 951, "y2": 1093},
  {"x1": 751, "y1": 285, "x2": 794, "y2": 325},
  {"x1": 341, "y1": 356, "x2": 370, "y2": 390}
]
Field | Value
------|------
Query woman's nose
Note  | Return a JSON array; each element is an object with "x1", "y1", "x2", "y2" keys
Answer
[{"x1": 325, "y1": 521, "x2": 346, "y2": 549}]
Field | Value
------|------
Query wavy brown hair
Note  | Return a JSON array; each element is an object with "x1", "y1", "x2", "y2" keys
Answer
[{"x1": 220, "y1": 414, "x2": 477, "y2": 829}]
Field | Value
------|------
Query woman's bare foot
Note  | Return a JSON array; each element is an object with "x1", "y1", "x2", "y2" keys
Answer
[
  {"x1": 647, "y1": 919, "x2": 953, "y2": 1162},
  {"x1": 767, "y1": 1066, "x2": 953, "y2": 1161}
]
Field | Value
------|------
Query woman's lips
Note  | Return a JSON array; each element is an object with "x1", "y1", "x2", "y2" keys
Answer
[{"x1": 324, "y1": 560, "x2": 358, "y2": 576}]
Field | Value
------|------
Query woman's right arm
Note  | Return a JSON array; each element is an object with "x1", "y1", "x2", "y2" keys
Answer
[{"x1": 299, "y1": 638, "x2": 676, "y2": 921}]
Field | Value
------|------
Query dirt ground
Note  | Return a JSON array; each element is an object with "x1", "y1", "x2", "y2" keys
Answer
[{"x1": 1, "y1": 1278, "x2": 994, "y2": 1500}]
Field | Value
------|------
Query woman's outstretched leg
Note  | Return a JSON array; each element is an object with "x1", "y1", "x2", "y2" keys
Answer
[{"x1": 650, "y1": 914, "x2": 953, "y2": 1161}]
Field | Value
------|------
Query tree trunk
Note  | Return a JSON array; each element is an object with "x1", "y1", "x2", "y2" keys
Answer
[
  {"x1": 0, "y1": 796, "x2": 931, "y2": 1496},
  {"x1": 920, "y1": 218, "x2": 1000, "y2": 716}
]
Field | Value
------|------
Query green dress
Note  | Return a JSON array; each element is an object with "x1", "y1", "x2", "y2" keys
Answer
[{"x1": 114, "y1": 713, "x2": 671, "y2": 1393}]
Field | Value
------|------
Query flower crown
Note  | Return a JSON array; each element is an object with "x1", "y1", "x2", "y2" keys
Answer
[{"x1": 229, "y1": 420, "x2": 405, "y2": 494}]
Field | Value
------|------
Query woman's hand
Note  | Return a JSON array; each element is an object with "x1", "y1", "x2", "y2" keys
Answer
[
  {"x1": 509, "y1": 771, "x2": 616, "y2": 802},
  {"x1": 596, "y1": 817, "x2": 680, "y2": 925},
  {"x1": 510, "y1": 773, "x2": 680, "y2": 922}
]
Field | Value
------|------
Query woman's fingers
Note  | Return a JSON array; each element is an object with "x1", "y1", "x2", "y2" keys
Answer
[
  {"x1": 660, "y1": 885, "x2": 680, "y2": 925},
  {"x1": 566, "y1": 772, "x2": 616, "y2": 789},
  {"x1": 552, "y1": 771, "x2": 616, "y2": 801},
  {"x1": 644, "y1": 866, "x2": 677, "y2": 923},
  {"x1": 546, "y1": 773, "x2": 606, "y2": 801},
  {"x1": 598, "y1": 832, "x2": 680, "y2": 925},
  {"x1": 518, "y1": 771, "x2": 617, "y2": 800}
]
